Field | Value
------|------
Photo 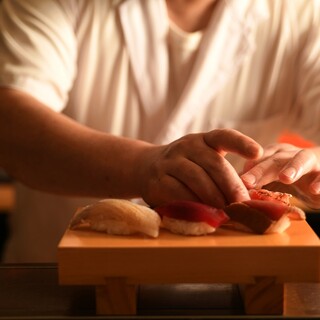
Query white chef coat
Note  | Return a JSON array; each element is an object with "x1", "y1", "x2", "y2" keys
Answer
[{"x1": 0, "y1": 0, "x2": 319, "y2": 262}]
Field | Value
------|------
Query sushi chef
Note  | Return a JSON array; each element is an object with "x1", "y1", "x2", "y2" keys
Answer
[{"x1": 0, "y1": 0, "x2": 320, "y2": 262}]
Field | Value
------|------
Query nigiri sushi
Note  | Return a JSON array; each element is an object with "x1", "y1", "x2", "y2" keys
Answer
[
  {"x1": 224, "y1": 189, "x2": 306, "y2": 234},
  {"x1": 154, "y1": 200, "x2": 230, "y2": 236},
  {"x1": 249, "y1": 188, "x2": 292, "y2": 205},
  {"x1": 69, "y1": 199, "x2": 161, "y2": 238}
]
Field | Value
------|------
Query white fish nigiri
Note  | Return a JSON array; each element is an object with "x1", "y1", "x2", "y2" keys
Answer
[{"x1": 69, "y1": 199, "x2": 161, "y2": 238}]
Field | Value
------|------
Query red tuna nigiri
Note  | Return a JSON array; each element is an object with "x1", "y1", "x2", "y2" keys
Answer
[{"x1": 155, "y1": 200, "x2": 229, "y2": 236}]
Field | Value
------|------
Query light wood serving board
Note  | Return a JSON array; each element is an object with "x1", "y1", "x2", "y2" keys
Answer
[{"x1": 58, "y1": 221, "x2": 320, "y2": 315}]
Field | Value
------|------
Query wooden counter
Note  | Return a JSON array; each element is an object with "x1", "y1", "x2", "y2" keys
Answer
[{"x1": 58, "y1": 220, "x2": 320, "y2": 316}]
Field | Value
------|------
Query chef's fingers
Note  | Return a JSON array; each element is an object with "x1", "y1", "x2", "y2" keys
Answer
[
  {"x1": 138, "y1": 142, "x2": 221, "y2": 206},
  {"x1": 241, "y1": 159, "x2": 283, "y2": 189},
  {"x1": 167, "y1": 157, "x2": 227, "y2": 208},
  {"x1": 140, "y1": 129, "x2": 262, "y2": 207},
  {"x1": 241, "y1": 148, "x2": 319, "y2": 189},
  {"x1": 173, "y1": 129, "x2": 259, "y2": 205},
  {"x1": 242, "y1": 143, "x2": 298, "y2": 172},
  {"x1": 279, "y1": 149, "x2": 319, "y2": 184},
  {"x1": 310, "y1": 173, "x2": 320, "y2": 195},
  {"x1": 144, "y1": 173, "x2": 201, "y2": 207},
  {"x1": 203, "y1": 128, "x2": 263, "y2": 159},
  {"x1": 187, "y1": 149, "x2": 250, "y2": 205},
  {"x1": 290, "y1": 173, "x2": 320, "y2": 208}
]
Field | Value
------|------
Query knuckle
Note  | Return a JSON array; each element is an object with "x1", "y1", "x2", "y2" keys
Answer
[
  {"x1": 165, "y1": 133, "x2": 205, "y2": 159},
  {"x1": 248, "y1": 165, "x2": 265, "y2": 178}
]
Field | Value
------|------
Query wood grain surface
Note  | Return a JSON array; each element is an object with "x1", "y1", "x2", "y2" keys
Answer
[
  {"x1": 58, "y1": 221, "x2": 320, "y2": 285},
  {"x1": 57, "y1": 221, "x2": 320, "y2": 315}
]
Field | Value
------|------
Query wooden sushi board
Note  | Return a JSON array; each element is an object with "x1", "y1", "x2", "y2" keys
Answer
[{"x1": 58, "y1": 220, "x2": 320, "y2": 316}]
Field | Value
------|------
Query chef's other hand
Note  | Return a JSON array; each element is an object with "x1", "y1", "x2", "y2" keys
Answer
[
  {"x1": 241, "y1": 143, "x2": 320, "y2": 209},
  {"x1": 137, "y1": 129, "x2": 263, "y2": 208}
]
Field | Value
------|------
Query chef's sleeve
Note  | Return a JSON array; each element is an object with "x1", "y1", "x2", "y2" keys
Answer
[
  {"x1": 289, "y1": 0, "x2": 320, "y2": 144},
  {"x1": 0, "y1": 0, "x2": 77, "y2": 112}
]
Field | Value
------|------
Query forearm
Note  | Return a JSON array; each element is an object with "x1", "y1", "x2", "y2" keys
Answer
[
  {"x1": 0, "y1": 88, "x2": 152, "y2": 199},
  {"x1": 0, "y1": 88, "x2": 265, "y2": 208}
]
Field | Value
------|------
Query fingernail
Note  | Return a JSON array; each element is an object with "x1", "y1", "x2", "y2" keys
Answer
[
  {"x1": 241, "y1": 173, "x2": 256, "y2": 186},
  {"x1": 311, "y1": 182, "x2": 320, "y2": 194},
  {"x1": 281, "y1": 167, "x2": 296, "y2": 180}
]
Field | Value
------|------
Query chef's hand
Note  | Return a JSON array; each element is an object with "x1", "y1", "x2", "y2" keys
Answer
[
  {"x1": 137, "y1": 129, "x2": 263, "y2": 208},
  {"x1": 241, "y1": 143, "x2": 320, "y2": 209}
]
